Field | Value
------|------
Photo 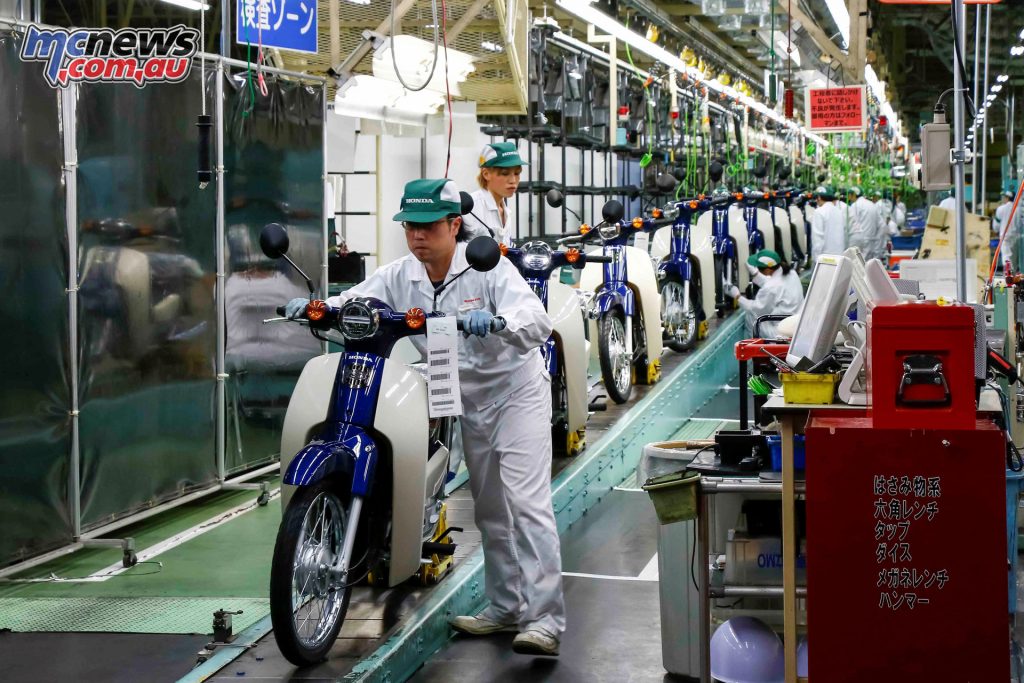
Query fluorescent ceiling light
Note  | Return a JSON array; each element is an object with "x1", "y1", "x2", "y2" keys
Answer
[
  {"x1": 998, "y1": 74, "x2": 1010, "y2": 83},
  {"x1": 1020, "y1": 28, "x2": 1024, "y2": 40},
  {"x1": 372, "y1": 35, "x2": 475, "y2": 97},
  {"x1": 157, "y1": 0, "x2": 210, "y2": 9},
  {"x1": 336, "y1": 74, "x2": 444, "y2": 117},
  {"x1": 1011, "y1": 45, "x2": 1024, "y2": 57},
  {"x1": 823, "y1": 0, "x2": 850, "y2": 49}
]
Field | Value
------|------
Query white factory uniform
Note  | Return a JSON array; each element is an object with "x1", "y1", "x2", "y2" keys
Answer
[
  {"x1": 326, "y1": 241, "x2": 565, "y2": 637},
  {"x1": 738, "y1": 268, "x2": 805, "y2": 338},
  {"x1": 462, "y1": 189, "x2": 516, "y2": 247},
  {"x1": 995, "y1": 200, "x2": 1017, "y2": 268},
  {"x1": 938, "y1": 196, "x2": 959, "y2": 214},
  {"x1": 849, "y1": 196, "x2": 885, "y2": 260},
  {"x1": 894, "y1": 201, "x2": 907, "y2": 230},
  {"x1": 810, "y1": 201, "x2": 846, "y2": 260}
]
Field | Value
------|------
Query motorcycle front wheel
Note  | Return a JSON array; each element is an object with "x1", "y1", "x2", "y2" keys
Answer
[
  {"x1": 270, "y1": 482, "x2": 353, "y2": 666},
  {"x1": 661, "y1": 277, "x2": 699, "y2": 352},
  {"x1": 598, "y1": 309, "x2": 632, "y2": 404}
]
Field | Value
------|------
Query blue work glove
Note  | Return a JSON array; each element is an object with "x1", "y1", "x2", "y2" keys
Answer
[
  {"x1": 285, "y1": 297, "x2": 308, "y2": 319},
  {"x1": 464, "y1": 310, "x2": 494, "y2": 338}
]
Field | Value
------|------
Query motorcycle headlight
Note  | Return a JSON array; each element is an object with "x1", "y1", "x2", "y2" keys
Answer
[
  {"x1": 338, "y1": 299, "x2": 379, "y2": 340},
  {"x1": 521, "y1": 241, "x2": 552, "y2": 270},
  {"x1": 598, "y1": 222, "x2": 621, "y2": 240}
]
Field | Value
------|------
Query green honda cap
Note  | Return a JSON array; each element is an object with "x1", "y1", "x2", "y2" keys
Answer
[
  {"x1": 479, "y1": 142, "x2": 528, "y2": 168},
  {"x1": 747, "y1": 249, "x2": 782, "y2": 269},
  {"x1": 392, "y1": 178, "x2": 462, "y2": 223}
]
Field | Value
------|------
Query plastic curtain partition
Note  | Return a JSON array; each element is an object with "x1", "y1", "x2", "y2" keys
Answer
[
  {"x1": 221, "y1": 70, "x2": 324, "y2": 475},
  {"x1": 0, "y1": 27, "x2": 327, "y2": 567},
  {"x1": 0, "y1": 30, "x2": 73, "y2": 565}
]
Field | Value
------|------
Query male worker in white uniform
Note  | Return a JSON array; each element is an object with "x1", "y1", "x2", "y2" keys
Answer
[
  {"x1": 727, "y1": 249, "x2": 804, "y2": 338},
  {"x1": 848, "y1": 186, "x2": 885, "y2": 261},
  {"x1": 285, "y1": 179, "x2": 565, "y2": 656},
  {"x1": 462, "y1": 142, "x2": 524, "y2": 247},
  {"x1": 995, "y1": 190, "x2": 1017, "y2": 270},
  {"x1": 810, "y1": 187, "x2": 845, "y2": 260},
  {"x1": 938, "y1": 188, "x2": 960, "y2": 214}
]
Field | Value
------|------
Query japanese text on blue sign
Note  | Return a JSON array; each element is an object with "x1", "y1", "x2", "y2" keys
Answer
[{"x1": 237, "y1": 0, "x2": 317, "y2": 54}]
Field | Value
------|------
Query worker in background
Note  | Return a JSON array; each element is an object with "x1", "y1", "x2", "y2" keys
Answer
[
  {"x1": 938, "y1": 187, "x2": 960, "y2": 214},
  {"x1": 462, "y1": 142, "x2": 525, "y2": 247},
  {"x1": 995, "y1": 190, "x2": 1017, "y2": 271},
  {"x1": 836, "y1": 187, "x2": 851, "y2": 240},
  {"x1": 848, "y1": 186, "x2": 885, "y2": 261},
  {"x1": 728, "y1": 249, "x2": 804, "y2": 339},
  {"x1": 285, "y1": 178, "x2": 565, "y2": 656},
  {"x1": 810, "y1": 186, "x2": 845, "y2": 261},
  {"x1": 892, "y1": 191, "x2": 908, "y2": 231}
]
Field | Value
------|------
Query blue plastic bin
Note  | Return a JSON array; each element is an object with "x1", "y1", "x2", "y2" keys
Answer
[
  {"x1": 891, "y1": 234, "x2": 922, "y2": 251},
  {"x1": 767, "y1": 434, "x2": 806, "y2": 471},
  {"x1": 1007, "y1": 469, "x2": 1024, "y2": 613}
]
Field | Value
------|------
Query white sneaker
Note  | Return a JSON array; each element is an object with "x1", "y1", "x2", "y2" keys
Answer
[
  {"x1": 512, "y1": 629, "x2": 560, "y2": 656},
  {"x1": 450, "y1": 614, "x2": 517, "y2": 635}
]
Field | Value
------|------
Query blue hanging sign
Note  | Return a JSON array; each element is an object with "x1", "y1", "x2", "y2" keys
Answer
[{"x1": 236, "y1": 0, "x2": 318, "y2": 54}]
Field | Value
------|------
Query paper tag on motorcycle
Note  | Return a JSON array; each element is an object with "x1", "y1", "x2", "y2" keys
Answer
[{"x1": 426, "y1": 316, "x2": 463, "y2": 418}]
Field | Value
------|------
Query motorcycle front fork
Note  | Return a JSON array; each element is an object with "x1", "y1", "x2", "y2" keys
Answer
[
  {"x1": 333, "y1": 495, "x2": 363, "y2": 583},
  {"x1": 625, "y1": 313, "x2": 634, "y2": 359}
]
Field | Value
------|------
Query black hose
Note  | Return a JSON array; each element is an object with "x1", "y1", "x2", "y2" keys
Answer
[{"x1": 196, "y1": 114, "x2": 212, "y2": 186}]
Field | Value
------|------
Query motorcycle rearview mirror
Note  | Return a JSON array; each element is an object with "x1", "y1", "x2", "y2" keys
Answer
[
  {"x1": 465, "y1": 235, "x2": 501, "y2": 272},
  {"x1": 601, "y1": 200, "x2": 624, "y2": 224},
  {"x1": 779, "y1": 165, "x2": 791, "y2": 181},
  {"x1": 460, "y1": 191, "x2": 475, "y2": 215},
  {"x1": 709, "y1": 161, "x2": 724, "y2": 184},
  {"x1": 260, "y1": 223, "x2": 316, "y2": 295},
  {"x1": 753, "y1": 163, "x2": 767, "y2": 179},
  {"x1": 655, "y1": 173, "x2": 678, "y2": 193},
  {"x1": 545, "y1": 189, "x2": 564, "y2": 208},
  {"x1": 260, "y1": 222, "x2": 289, "y2": 259},
  {"x1": 431, "y1": 236, "x2": 502, "y2": 311}
]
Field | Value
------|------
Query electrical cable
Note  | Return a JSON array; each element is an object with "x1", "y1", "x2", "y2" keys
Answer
[
  {"x1": 949, "y1": 3, "x2": 977, "y2": 120},
  {"x1": 440, "y1": 0, "x2": 453, "y2": 178},
  {"x1": 389, "y1": 0, "x2": 440, "y2": 92}
]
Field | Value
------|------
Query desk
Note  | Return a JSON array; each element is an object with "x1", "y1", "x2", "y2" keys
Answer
[{"x1": 759, "y1": 396, "x2": 862, "y2": 683}]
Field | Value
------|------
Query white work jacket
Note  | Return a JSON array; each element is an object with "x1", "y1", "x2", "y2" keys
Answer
[
  {"x1": 326, "y1": 241, "x2": 551, "y2": 408},
  {"x1": 849, "y1": 196, "x2": 885, "y2": 259},
  {"x1": 738, "y1": 268, "x2": 804, "y2": 338},
  {"x1": 810, "y1": 201, "x2": 846, "y2": 260},
  {"x1": 894, "y1": 201, "x2": 907, "y2": 230},
  {"x1": 462, "y1": 189, "x2": 516, "y2": 247},
  {"x1": 996, "y1": 201, "x2": 1018, "y2": 266}
]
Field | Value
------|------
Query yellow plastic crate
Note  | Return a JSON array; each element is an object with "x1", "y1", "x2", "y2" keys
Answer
[{"x1": 779, "y1": 372, "x2": 839, "y2": 405}]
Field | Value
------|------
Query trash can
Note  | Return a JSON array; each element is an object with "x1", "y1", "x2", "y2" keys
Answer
[{"x1": 639, "y1": 441, "x2": 704, "y2": 678}]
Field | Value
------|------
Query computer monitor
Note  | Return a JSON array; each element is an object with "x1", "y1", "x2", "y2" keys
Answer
[{"x1": 786, "y1": 254, "x2": 853, "y2": 369}]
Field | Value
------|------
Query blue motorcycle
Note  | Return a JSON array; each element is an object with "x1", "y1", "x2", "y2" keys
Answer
[
  {"x1": 572, "y1": 200, "x2": 663, "y2": 404},
  {"x1": 646, "y1": 195, "x2": 713, "y2": 351},
  {"x1": 258, "y1": 224, "x2": 504, "y2": 665},
  {"x1": 502, "y1": 240, "x2": 610, "y2": 454}
]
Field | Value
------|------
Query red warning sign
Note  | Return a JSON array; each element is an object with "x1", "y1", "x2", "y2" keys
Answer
[{"x1": 806, "y1": 85, "x2": 867, "y2": 133}]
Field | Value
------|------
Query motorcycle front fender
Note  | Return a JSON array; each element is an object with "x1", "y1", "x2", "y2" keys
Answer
[{"x1": 282, "y1": 424, "x2": 378, "y2": 492}]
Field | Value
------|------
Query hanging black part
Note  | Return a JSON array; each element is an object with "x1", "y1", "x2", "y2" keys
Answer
[{"x1": 197, "y1": 114, "x2": 213, "y2": 186}]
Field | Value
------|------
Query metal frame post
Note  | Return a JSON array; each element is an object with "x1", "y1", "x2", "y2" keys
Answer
[
  {"x1": 972, "y1": 6, "x2": 981, "y2": 213},
  {"x1": 953, "y1": 0, "x2": 968, "y2": 303},
  {"x1": 215, "y1": 63, "x2": 227, "y2": 481},
  {"x1": 980, "y1": 5, "x2": 991, "y2": 213},
  {"x1": 61, "y1": 82, "x2": 81, "y2": 539}
]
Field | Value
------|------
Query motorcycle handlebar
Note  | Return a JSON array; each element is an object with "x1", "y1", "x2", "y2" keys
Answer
[
  {"x1": 276, "y1": 305, "x2": 287, "y2": 317},
  {"x1": 455, "y1": 316, "x2": 507, "y2": 333},
  {"x1": 586, "y1": 255, "x2": 613, "y2": 264}
]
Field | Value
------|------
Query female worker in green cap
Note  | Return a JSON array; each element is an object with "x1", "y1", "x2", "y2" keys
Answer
[
  {"x1": 463, "y1": 142, "x2": 526, "y2": 246},
  {"x1": 728, "y1": 249, "x2": 804, "y2": 338}
]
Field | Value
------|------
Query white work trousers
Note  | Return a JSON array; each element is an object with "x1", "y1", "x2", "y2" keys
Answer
[{"x1": 460, "y1": 369, "x2": 566, "y2": 637}]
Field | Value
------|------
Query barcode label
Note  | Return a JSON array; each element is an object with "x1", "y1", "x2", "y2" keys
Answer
[{"x1": 426, "y1": 315, "x2": 462, "y2": 417}]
